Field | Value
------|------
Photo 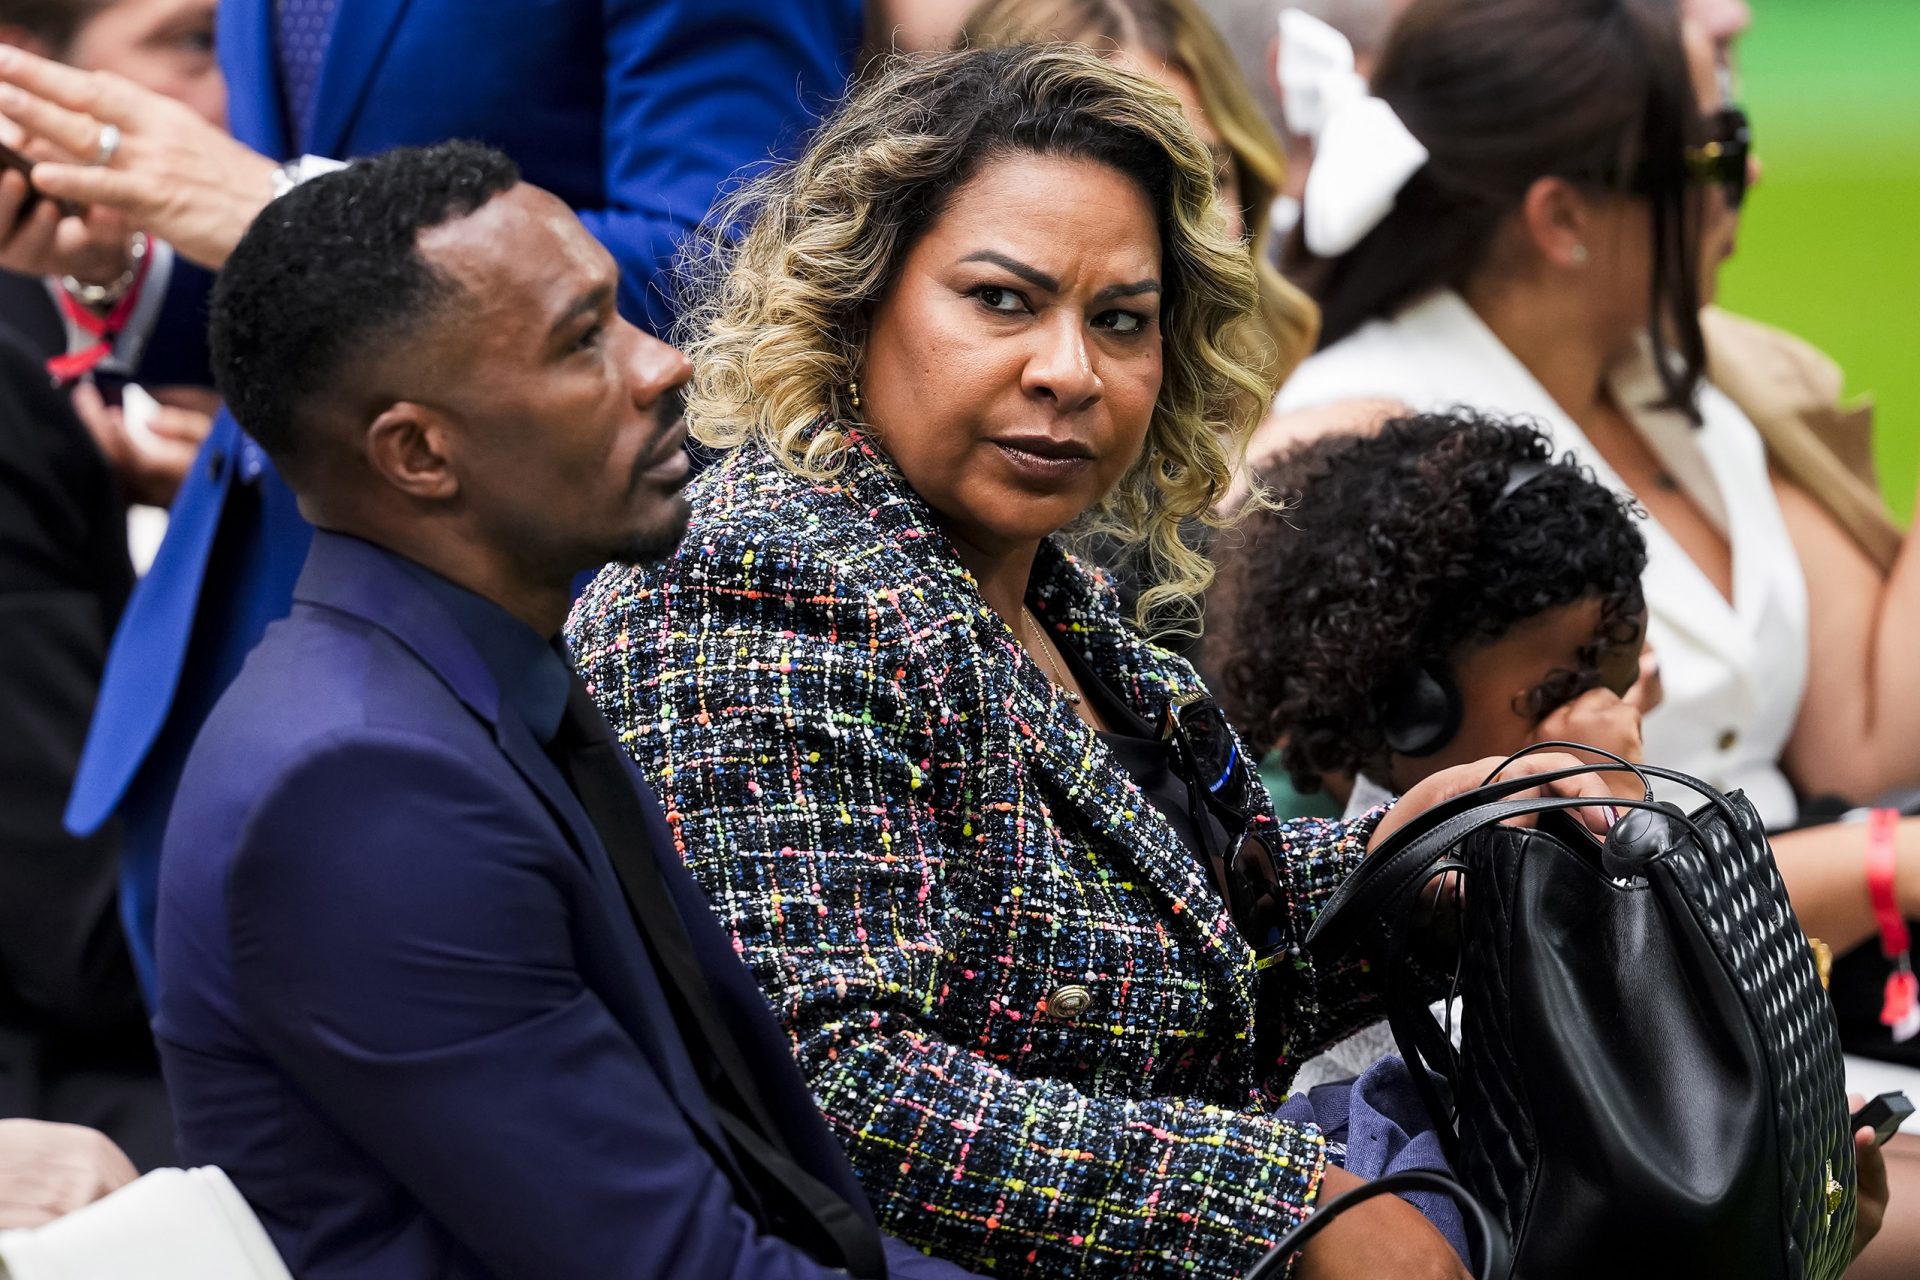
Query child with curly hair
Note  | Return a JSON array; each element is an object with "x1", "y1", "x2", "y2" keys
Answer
[
  {"x1": 1212, "y1": 412, "x2": 1920, "y2": 1153},
  {"x1": 1211, "y1": 409, "x2": 1654, "y2": 817}
]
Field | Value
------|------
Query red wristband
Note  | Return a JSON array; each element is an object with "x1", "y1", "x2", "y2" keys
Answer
[
  {"x1": 1867, "y1": 808, "x2": 1910, "y2": 957},
  {"x1": 1867, "y1": 808, "x2": 1918, "y2": 1040},
  {"x1": 46, "y1": 237, "x2": 154, "y2": 386}
]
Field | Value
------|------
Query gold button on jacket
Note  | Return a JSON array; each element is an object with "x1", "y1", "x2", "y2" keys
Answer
[{"x1": 1045, "y1": 984, "x2": 1093, "y2": 1019}]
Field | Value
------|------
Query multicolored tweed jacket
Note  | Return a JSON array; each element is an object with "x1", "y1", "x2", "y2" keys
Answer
[{"x1": 567, "y1": 431, "x2": 1389, "y2": 1278}]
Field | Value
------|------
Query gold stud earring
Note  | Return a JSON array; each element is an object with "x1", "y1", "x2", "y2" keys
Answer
[
  {"x1": 1570, "y1": 244, "x2": 1590, "y2": 265},
  {"x1": 848, "y1": 380, "x2": 862, "y2": 412}
]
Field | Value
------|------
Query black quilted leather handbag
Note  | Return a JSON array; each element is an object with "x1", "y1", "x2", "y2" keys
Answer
[{"x1": 1307, "y1": 744, "x2": 1857, "y2": 1280}]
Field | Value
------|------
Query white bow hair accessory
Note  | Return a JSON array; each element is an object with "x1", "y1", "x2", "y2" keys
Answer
[{"x1": 1277, "y1": 8, "x2": 1430, "y2": 257}]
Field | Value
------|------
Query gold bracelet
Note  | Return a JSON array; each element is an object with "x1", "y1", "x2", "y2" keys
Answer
[{"x1": 1807, "y1": 936, "x2": 1833, "y2": 990}]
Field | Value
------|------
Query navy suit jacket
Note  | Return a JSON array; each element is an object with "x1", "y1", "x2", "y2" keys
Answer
[
  {"x1": 155, "y1": 531, "x2": 975, "y2": 1280},
  {"x1": 65, "y1": 0, "x2": 863, "y2": 999}
]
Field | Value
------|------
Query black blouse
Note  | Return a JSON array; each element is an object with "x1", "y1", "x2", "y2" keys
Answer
[{"x1": 1055, "y1": 640, "x2": 1234, "y2": 868}]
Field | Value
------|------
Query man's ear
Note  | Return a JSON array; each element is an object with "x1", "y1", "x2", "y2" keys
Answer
[
  {"x1": 364, "y1": 402, "x2": 460, "y2": 501},
  {"x1": 1518, "y1": 176, "x2": 1597, "y2": 271}
]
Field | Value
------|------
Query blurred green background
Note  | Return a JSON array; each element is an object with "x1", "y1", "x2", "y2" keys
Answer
[{"x1": 1719, "y1": 0, "x2": 1920, "y2": 519}]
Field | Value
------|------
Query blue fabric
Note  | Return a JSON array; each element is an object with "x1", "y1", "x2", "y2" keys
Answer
[
  {"x1": 135, "y1": 259, "x2": 215, "y2": 388},
  {"x1": 1277, "y1": 1056, "x2": 1470, "y2": 1262},
  {"x1": 392, "y1": 554, "x2": 571, "y2": 745},
  {"x1": 153, "y1": 530, "x2": 978, "y2": 1279},
  {"x1": 67, "y1": 0, "x2": 863, "y2": 999},
  {"x1": 272, "y1": 0, "x2": 339, "y2": 148},
  {"x1": 71, "y1": 413, "x2": 310, "y2": 1003}
]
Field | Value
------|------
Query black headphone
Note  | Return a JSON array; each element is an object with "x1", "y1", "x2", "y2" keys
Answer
[
  {"x1": 1378, "y1": 663, "x2": 1464, "y2": 758},
  {"x1": 1374, "y1": 458, "x2": 1553, "y2": 759}
]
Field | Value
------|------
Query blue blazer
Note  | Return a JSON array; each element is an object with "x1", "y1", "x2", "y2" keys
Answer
[
  {"x1": 65, "y1": 0, "x2": 863, "y2": 998},
  {"x1": 155, "y1": 531, "x2": 976, "y2": 1280}
]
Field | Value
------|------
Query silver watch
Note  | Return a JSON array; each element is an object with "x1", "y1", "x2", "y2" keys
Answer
[{"x1": 269, "y1": 158, "x2": 305, "y2": 202}]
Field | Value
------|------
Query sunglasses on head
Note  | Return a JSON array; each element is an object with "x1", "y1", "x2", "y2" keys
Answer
[
  {"x1": 1159, "y1": 695, "x2": 1290, "y2": 962},
  {"x1": 1686, "y1": 106, "x2": 1752, "y2": 210}
]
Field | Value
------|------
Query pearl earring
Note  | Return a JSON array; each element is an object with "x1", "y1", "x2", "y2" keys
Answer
[{"x1": 1569, "y1": 244, "x2": 1590, "y2": 265}]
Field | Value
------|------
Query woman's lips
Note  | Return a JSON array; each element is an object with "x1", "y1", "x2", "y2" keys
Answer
[{"x1": 990, "y1": 437, "x2": 1094, "y2": 482}]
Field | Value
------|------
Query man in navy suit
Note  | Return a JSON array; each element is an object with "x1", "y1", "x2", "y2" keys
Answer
[
  {"x1": 158, "y1": 141, "x2": 974, "y2": 1279},
  {"x1": 0, "y1": 0, "x2": 861, "y2": 1002}
]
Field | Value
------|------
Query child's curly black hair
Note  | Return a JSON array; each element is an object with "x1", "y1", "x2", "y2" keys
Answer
[{"x1": 1210, "y1": 410, "x2": 1648, "y2": 793}]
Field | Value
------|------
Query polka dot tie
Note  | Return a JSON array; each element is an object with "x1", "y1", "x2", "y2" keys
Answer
[{"x1": 274, "y1": 0, "x2": 340, "y2": 148}]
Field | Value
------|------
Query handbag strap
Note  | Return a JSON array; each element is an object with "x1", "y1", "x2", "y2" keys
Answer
[
  {"x1": 1379, "y1": 858, "x2": 1470, "y2": 1164},
  {"x1": 555, "y1": 679, "x2": 889, "y2": 1279},
  {"x1": 1240, "y1": 1169, "x2": 1513, "y2": 1280},
  {"x1": 1484, "y1": 741, "x2": 1744, "y2": 831},
  {"x1": 1308, "y1": 770, "x2": 1714, "y2": 960}
]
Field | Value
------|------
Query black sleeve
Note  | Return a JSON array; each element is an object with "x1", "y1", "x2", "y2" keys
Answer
[{"x1": 0, "y1": 329, "x2": 141, "y2": 1034}]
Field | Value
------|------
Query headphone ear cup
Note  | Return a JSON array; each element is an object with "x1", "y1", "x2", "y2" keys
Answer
[{"x1": 1379, "y1": 665, "x2": 1464, "y2": 758}]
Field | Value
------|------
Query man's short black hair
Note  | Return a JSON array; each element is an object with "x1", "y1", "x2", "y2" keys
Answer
[
  {"x1": 1209, "y1": 411, "x2": 1649, "y2": 792},
  {"x1": 208, "y1": 141, "x2": 520, "y2": 473}
]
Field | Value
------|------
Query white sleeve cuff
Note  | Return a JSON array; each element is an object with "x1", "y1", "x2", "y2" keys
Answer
[{"x1": 271, "y1": 153, "x2": 349, "y2": 200}]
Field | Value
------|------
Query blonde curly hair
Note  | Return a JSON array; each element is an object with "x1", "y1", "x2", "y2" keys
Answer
[{"x1": 678, "y1": 43, "x2": 1276, "y2": 630}]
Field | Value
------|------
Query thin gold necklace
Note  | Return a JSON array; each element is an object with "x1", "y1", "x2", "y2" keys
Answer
[{"x1": 1023, "y1": 606, "x2": 1083, "y2": 706}]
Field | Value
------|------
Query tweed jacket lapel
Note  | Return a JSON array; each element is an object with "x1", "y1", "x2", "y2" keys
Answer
[
  {"x1": 835, "y1": 432, "x2": 1260, "y2": 1031},
  {"x1": 1021, "y1": 546, "x2": 1258, "y2": 1024}
]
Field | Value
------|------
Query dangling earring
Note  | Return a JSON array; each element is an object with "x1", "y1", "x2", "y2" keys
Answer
[
  {"x1": 847, "y1": 380, "x2": 862, "y2": 412},
  {"x1": 1569, "y1": 244, "x2": 1590, "y2": 265}
]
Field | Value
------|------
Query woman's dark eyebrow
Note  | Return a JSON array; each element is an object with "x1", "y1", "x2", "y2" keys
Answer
[
  {"x1": 958, "y1": 250, "x2": 1058, "y2": 292},
  {"x1": 958, "y1": 250, "x2": 1159, "y2": 303},
  {"x1": 1095, "y1": 279, "x2": 1161, "y2": 301}
]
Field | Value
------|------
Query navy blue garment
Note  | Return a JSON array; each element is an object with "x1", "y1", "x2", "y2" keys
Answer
[
  {"x1": 155, "y1": 530, "x2": 979, "y2": 1280},
  {"x1": 1277, "y1": 1056, "x2": 1469, "y2": 1262},
  {"x1": 0, "y1": 258, "x2": 215, "y2": 389},
  {"x1": 65, "y1": 0, "x2": 864, "y2": 1000}
]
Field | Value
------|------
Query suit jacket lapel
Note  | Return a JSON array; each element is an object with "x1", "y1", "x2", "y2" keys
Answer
[
  {"x1": 217, "y1": 0, "x2": 288, "y2": 156},
  {"x1": 486, "y1": 711, "x2": 739, "y2": 1161},
  {"x1": 305, "y1": 0, "x2": 417, "y2": 155},
  {"x1": 292, "y1": 533, "x2": 736, "y2": 1158},
  {"x1": 1019, "y1": 549, "x2": 1258, "y2": 1030}
]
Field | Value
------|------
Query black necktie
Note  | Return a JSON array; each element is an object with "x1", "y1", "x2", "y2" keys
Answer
[{"x1": 552, "y1": 677, "x2": 887, "y2": 1278}]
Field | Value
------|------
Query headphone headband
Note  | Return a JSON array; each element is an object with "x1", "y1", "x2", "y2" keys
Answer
[
  {"x1": 1380, "y1": 456, "x2": 1555, "y2": 760},
  {"x1": 1493, "y1": 458, "x2": 1551, "y2": 506}
]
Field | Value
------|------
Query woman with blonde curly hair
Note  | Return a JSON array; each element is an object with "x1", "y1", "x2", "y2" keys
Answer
[
  {"x1": 569, "y1": 43, "x2": 1607, "y2": 1280},
  {"x1": 958, "y1": 0, "x2": 1320, "y2": 381}
]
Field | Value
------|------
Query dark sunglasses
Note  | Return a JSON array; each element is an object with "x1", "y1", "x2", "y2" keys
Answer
[
  {"x1": 1159, "y1": 695, "x2": 1289, "y2": 962},
  {"x1": 1686, "y1": 106, "x2": 1752, "y2": 210}
]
